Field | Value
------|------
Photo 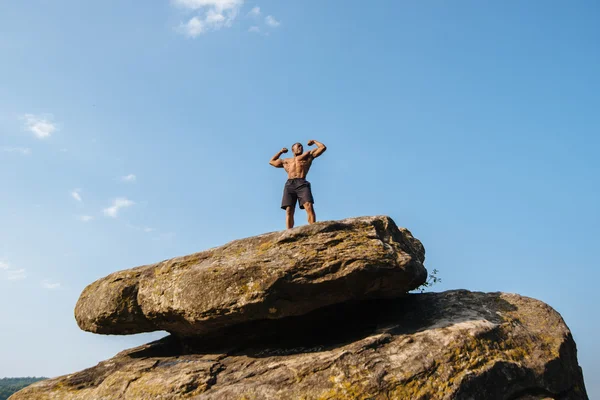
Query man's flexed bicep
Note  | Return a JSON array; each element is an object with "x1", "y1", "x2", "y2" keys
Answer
[
  {"x1": 308, "y1": 140, "x2": 327, "y2": 158},
  {"x1": 269, "y1": 147, "x2": 288, "y2": 168}
]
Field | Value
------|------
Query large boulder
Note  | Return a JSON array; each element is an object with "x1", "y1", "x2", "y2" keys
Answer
[
  {"x1": 13, "y1": 291, "x2": 588, "y2": 399},
  {"x1": 75, "y1": 216, "x2": 427, "y2": 336}
]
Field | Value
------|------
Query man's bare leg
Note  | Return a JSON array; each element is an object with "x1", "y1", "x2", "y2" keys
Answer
[
  {"x1": 304, "y1": 202, "x2": 316, "y2": 224},
  {"x1": 286, "y1": 206, "x2": 295, "y2": 229}
]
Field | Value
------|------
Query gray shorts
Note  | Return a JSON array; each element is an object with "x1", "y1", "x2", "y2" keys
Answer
[{"x1": 281, "y1": 178, "x2": 314, "y2": 210}]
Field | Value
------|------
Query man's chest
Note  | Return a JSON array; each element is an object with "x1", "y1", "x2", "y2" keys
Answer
[{"x1": 285, "y1": 158, "x2": 312, "y2": 171}]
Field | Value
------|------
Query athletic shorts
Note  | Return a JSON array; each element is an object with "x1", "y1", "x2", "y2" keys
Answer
[{"x1": 281, "y1": 178, "x2": 314, "y2": 210}]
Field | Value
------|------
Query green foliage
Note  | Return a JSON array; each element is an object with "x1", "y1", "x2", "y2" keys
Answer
[
  {"x1": 417, "y1": 268, "x2": 442, "y2": 293},
  {"x1": 0, "y1": 377, "x2": 47, "y2": 400}
]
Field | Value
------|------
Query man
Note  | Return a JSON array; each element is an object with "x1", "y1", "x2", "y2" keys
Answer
[{"x1": 269, "y1": 140, "x2": 327, "y2": 229}]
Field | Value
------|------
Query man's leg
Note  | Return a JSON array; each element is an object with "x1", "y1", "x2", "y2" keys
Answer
[
  {"x1": 286, "y1": 206, "x2": 295, "y2": 229},
  {"x1": 281, "y1": 180, "x2": 297, "y2": 229},
  {"x1": 303, "y1": 202, "x2": 316, "y2": 224}
]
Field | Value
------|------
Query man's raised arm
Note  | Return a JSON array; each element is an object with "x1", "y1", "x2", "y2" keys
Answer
[
  {"x1": 308, "y1": 140, "x2": 327, "y2": 158},
  {"x1": 269, "y1": 147, "x2": 288, "y2": 167}
]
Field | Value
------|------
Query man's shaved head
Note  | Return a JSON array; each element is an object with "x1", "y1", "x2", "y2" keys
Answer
[{"x1": 292, "y1": 142, "x2": 303, "y2": 155}]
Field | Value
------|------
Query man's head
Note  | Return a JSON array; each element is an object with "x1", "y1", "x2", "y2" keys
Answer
[{"x1": 292, "y1": 142, "x2": 303, "y2": 155}]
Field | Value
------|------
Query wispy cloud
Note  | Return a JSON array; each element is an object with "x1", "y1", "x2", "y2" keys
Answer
[
  {"x1": 180, "y1": 16, "x2": 207, "y2": 37},
  {"x1": 6, "y1": 268, "x2": 26, "y2": 281},
  {"x1": 71, "y1": 189, "x2": 83, "y2": 202},
  {"x1": 126, "y1": 223, "x2": 156, "y2": 233},
  {"x1": 173, "y1": 0, "x2": 243, "y2": 11},
  {"x1": 121, "y1": 174, "x2": 136, "y2": 183},
  {"x1": 78, "y1": 215, "x2": 94, "y2": 222},
  {"x1": 22, "y1": 114, "x2": 57, "y2": 139},
  {"x1": 174, "y1": 0, "x2": 244, "y2": 37},
  {"x1": 248, "y1": 26, "x2": 260, "y2": 33},
  {"x1": 247, "y1": 6, "x2": 260, "y2": 17},
  {"x1": 1, "y1": 147, "x2": 31, "y2": 155},
  {"x1": 41, "y1": 280, "x2": 61, "y2": 290},
  {"x1": 265, "y1": 15, "x2": 280, "y2": 27},
  {"x1": 103, "y1": 198, "x2": 135, "y2": 218},
  {"x1": 1, "y1": 259, "x2": 26, "y2": 280}
]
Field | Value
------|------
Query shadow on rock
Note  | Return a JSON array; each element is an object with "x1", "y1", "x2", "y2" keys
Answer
[{"x1": 127, "y1": 290, "x2": 517, "y2": 359}]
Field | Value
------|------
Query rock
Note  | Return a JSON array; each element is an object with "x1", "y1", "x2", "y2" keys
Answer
[
  {"x1": 75, "y1": 216, "x2": 427, "y2": 336},
  {"x1": 13, "y1": 291, "x2": 588, "y2": 399}
]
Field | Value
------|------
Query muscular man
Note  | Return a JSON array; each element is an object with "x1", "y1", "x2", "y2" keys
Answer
[{"x1": 269, "y1": 140, "x2": 327, "y2": 229}]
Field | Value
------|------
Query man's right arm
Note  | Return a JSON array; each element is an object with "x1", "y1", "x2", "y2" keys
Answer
[{"x1": 269, "y1": 148, "x2": 288, "y2": 168}]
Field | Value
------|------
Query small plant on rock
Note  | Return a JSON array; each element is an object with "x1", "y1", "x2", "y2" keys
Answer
[{"x1": 418, "y1": 268, "x2": 442, "y2": 293}]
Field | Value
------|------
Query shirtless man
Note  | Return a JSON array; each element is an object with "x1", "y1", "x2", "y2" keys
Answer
[{"x1": 269, "y1": 140, "x2": 327, "y2": 229}]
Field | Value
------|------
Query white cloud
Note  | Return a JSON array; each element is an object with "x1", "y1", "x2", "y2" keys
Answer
[
  {"x1": 265, "y1": 15, "x2": 280, "y2": 27},
  {"x1": 181, "y1": 16, "x2": 206, "y2": 37},
  {"x1": 71, "y1": 189, "x2": 83, "y2": 202},
  {"x1": 1, "y1": 260, "x2": 26, "y2": 281},
  {"x1": 22, "y1": 114, "x2": 57, "y2": 139},
  {"x1": 42, "y1": 280, "x2": 61, "y2": 290},
  {"x1": 78, "y1": 215, "x2": 94, "y2": 222},
  {"x1": 247, "y1": 6, "x2": 260, "y2": 17},
  {"x1": 121, "y1": 174, "x2": 136, "y2": 182},
  {"x1": 174, "y1": 0, "x2": 244, "y2": 37},
  {"x1": 103, "y1": 198, "x2": 135, "y2": 218},
  {"x1": 6, "y1": 268, "x2": 26, "y2": 280},
  {"x1": 1, "y1": 147, "x2": 31, "y2": 155},
  {"x1": 173, "y1": 0, "x2": 243, "y2": 11},
  {"x1": 248, "y1": 26, "x2": 260, "y2": 33}
]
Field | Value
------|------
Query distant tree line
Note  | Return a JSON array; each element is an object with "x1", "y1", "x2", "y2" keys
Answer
[{"x1": 0, "y1": 377, "x2": 47, "y2": 400}]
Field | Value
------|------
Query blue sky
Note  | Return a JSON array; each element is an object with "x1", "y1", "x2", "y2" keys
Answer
[{"x1": 1, "y1": 0, "x2": 598, "y2": 395}]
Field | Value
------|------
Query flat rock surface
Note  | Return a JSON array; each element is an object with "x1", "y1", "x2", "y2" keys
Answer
[
  {"x1": 15, "y1": 291, "x2": 588, "y2": 400},
  {"x1": 75, "y1": 216, "x2": 427, "y2": 336}
]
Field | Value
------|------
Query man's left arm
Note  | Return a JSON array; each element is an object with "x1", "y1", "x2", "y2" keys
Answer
[{"x1": 307, "y1": 140, "x2": 327, "y2": 158}]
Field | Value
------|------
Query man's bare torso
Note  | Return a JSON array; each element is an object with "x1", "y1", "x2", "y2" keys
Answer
[{"x1": 283, "y1": 152, "x2": 314, "y2": 179}]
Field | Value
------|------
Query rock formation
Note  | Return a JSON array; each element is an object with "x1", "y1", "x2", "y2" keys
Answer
[
  {"x1": 74, "y1": 216, "x2": 427, "y2": 336},
  {"x1": 11, "y1": 216, "x2": 588, "y2": 399}
]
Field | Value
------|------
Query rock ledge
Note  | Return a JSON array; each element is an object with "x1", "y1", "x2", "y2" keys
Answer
[{"x1": 75, "y1": 216, "x2": 427, "y2": 336}]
